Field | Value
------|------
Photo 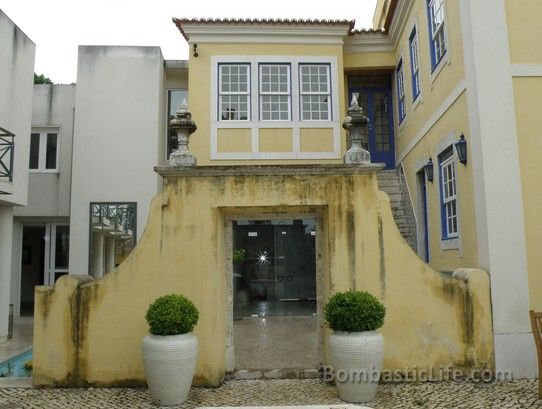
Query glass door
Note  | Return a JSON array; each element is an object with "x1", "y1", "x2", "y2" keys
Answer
[
  {"x1": 45, "y1": 223, "x2": 69, "y2": 285},
  {"x1": 349, "y1": 87, "x2": 395, "y2": 169}
]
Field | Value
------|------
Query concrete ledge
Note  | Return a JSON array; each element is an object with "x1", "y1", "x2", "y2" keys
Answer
[
  {"x1": 0, "y1": 377, "x2": 32, "y2": 388},
  {"x1": 155, "y1": 164, "x2": 384, "y2": 178}
]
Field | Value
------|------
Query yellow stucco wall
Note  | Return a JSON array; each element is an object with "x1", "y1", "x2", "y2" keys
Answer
[
  {"x1": 513, "y1": 78, "x2": 542, "y2": 310},
  {"x1": 387, "y1": 0, "x2": 476, "y2": 273},
  {"x1": 187, "y1": 43, "x2": 346, "y2": 165},
  {"x1": 505, "y1": 0, "x2": 542, "y2": 64},
  {"x1": 343, "y1": 51, "x2": 396, "y2": 70},
  {"x1": 33, "y1": 166, "x2": 493, "y2": 387},
  {"x1": 400, "y1": 93, "x2": 478, "y2": 272}
]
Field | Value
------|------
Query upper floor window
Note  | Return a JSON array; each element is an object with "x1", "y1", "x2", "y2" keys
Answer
[
  {"x1": 428, "y1": 0, "x2": 447, "y2": 70},
  {"x1": 409, "y1": 27, "x2": 421, "y2": 100},
  {"x1": 29, "y1": 129, "x2": 58, "y2": 171},
  {"x1": 396, "y1": 59, "x2": 406, "y2": 123},
  {"x1": 439, "y1": 147, "x2": 458, "y2": 239},
  {"x1": 167, "y1": 89, "x2": 188, "y2": 158},
  {"x1": 300, "y1": 64, "x2": 331, "y2": 121},
  {"x1": 219, "y1": 64, "x2": 250, "y2": 121},
  {"x1": 259, "y1": 64, "x2": 291, "y2": 121},
  {"x1": 218, "y1": 62, "x2": 332, "y2": 123},
  {"x1": 211, "y1": 56, "x2": 340, "y2": 160}
]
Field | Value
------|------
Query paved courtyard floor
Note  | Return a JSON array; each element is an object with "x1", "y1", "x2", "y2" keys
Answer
[{"x1": 1, "y1": 379, "x2": 541, "y2": 408}]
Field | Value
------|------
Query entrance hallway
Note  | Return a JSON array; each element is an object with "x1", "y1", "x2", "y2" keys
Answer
[{"x1": 234, "y1": 315, "x2": 317, "y2": 370}]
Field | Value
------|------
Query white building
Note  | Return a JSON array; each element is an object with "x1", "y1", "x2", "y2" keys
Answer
[
  {"x1": 0, "y1": 9, "x2": 35, "y2": 343},
  {"x1": 1, "y1": 28, "x2": 189, "y2": 322}
]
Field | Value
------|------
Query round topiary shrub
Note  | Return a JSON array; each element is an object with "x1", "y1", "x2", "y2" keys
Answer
[
  {"x1": 324, "y1": 290, "x2": 385, "y2": 332},
  {"x1": 145, "y1": 294, "x2": 199, "y2": 335}
]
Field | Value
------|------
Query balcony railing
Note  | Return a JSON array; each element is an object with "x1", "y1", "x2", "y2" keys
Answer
[{"x1": 0, "y1": 127, "x2": 15, "y2": 189}]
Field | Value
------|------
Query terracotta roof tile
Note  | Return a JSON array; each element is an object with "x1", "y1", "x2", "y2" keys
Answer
[{"x1": 173, "y1": 17, "x2": 356, "y2": 41}]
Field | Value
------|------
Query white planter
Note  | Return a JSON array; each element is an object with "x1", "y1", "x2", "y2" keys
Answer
[
  {"x1": 142, "y1": 332, "x2": 198, "y2": 406},
  {"x1": 328, "y1": 331, "x2": 384, "y2": 403}
]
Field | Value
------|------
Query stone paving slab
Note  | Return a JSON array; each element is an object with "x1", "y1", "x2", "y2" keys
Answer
[{"x1": 0, "y1": 379, "x2": 541, "y2": 408}]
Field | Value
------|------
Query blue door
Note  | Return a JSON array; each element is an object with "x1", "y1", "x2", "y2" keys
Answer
[
  {"x1": 417, "y1": 169, "x2": 430, "y2": 262},
  {"x1": 349, "y1": 88, "x2": 395, "y2": 169}
]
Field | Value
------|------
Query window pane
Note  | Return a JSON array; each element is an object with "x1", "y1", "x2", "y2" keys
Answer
[
  {"x1": 55, "y1": 225, "x2": 70, "y2": 268},
  {"x1": 90, "y1": 203, "x2": 137, "y2": 276},
  {"x1": 29, "y1": 133, "x2": 40, "y2": 169},
  {"x1": 45, "y1": 133, "x2": 57, "y2": 169}
]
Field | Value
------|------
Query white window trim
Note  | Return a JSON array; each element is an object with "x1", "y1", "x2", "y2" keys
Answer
[
  {"x1": 440, "y1": 153, "x2": 458, "y2": 239},
  {"x1": 29, "y1": 126, "x2": 61, "y2": 173},
  {"x1": 434, "y1": 132, "x2": 462, "y2": 253},
  {"x1": 409, "y1": 23, "x2": 423, "y2": 108},
  {"x1": 210, "y1": 55, "x2": 340, "y2": 160},
  {"x1": 428, "y1": 0, "x2": 450, "y2": 85},
  {"x1": 259, "y1": 63, "x2": 291, "y2": 121},
  {"x1": 394, "y1": 51, "x2": 408, "y2": 131}
]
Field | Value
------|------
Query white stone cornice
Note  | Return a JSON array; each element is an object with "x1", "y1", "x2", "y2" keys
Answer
[
  {"x1": 388, "y1": 0, "x2": 415, "y2": 48},
  {"x1": 182, "y1": 24, "x2": 350, "y2": 45},
  {"x1": 344, "y1": 33, "x2": 394, "y2": 53}
]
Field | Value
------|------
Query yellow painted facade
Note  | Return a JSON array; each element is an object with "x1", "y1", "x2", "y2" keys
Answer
[{"x1": 33, "y1": 166, "x2": 493, "y2": 386}]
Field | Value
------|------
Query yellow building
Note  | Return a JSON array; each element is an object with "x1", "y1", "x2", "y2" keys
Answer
[{"x1": 29, "y1": 0, "x2": 541, "y2": 385}]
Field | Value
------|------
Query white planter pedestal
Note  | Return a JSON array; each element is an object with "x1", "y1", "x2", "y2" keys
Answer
[
  {"x1": 328, "y1": 331, "x2": 384, "y2": 403},
  {"x1": 142, "y1": 332, "x2": 198, "y2": 406}
]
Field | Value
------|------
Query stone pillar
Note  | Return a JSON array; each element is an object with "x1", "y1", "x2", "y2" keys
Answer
[
  {"x1": 342, "y1": 94, "x2": 371, "y2": 164},
  {"x1": 0, "y1": 206, "x2": 14, "y2": 344},
  {"x1": 168, "y1": 99, "x2": 198, "y2": 167},
  {"x1": 91, "y1": 232, "x2": 104, "y2": 279},
  {"x1": 104, "y1": 237, "x2": 116, "y2": 274}
]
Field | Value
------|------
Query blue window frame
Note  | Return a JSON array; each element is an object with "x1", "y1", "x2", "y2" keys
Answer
[
  {"x1": 427, "y1": 0, "x2": 447, "y2": 70},
  {"x1": 396, "y1": 59, "x2": 406, "y2": 123},
  {"x1": 409, "y1": 27, "x2": 421, "y2": 100},
  {"x1": 438, "y1": 147, "x2": 458, "y2": 239}
]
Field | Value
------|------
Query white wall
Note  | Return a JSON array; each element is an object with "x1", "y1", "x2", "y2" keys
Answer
[
  {"x1": 0, "y1": 9, "x2": 35, "y2": 205},
  {"x1": 15, "y1": 84, "x2": 75, "y2": 217},
  {"x1": 68, "y1": 46, "x2": 165, "y2": 274}
]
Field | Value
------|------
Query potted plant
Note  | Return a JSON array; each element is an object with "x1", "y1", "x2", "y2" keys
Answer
[
  {"x1": 142, "y1": 294, "x2": 199, "y2": 406},
  {"x1": 324, "y1": 290, "x2": 386, "y2": 403}
]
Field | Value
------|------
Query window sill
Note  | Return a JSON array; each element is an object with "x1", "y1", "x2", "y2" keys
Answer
[
  {"x1": 430, "y1": 52, "x2": 449, "y2": 86},
  {"x1": 29, "y1": 169, "x2": 60, "y2": 174},
  {"x1": 412, "y1": 93, "x2": 423, "y2": 111},
  {"x1": 440, "y1": 236, "x2": 460, "y2": 250}
]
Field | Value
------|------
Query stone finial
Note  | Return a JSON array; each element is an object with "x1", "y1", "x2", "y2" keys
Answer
[
  {"x1": 168, "y1": 99, "x2": 197, "y2": 167},
  {"x1": 342, "y1": 93, "x2": 371, "y2": 164}
]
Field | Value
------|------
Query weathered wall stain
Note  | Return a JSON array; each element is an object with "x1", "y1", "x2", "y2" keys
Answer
[{"x1": 32, "y1": 166, "x2": 494, "y2": 387}]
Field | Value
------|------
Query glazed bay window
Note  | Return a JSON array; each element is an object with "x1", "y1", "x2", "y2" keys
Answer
[
  {"x1": 211, "y1": 56, "x2": 340, "y2": 160},
  {"x1": 219, "y1": 64, "x2": 250, "y2": 121},
  {"x1": 439, "y1": 148, "x2": 458, "y2": 239},
  {"x1": 428, "y1": 0, "x2": 447, "y2": 69},
  {"x1": 29, "y1": 128, "x2": 59, "y2": 171},
  {"x1": 300, "y1": 64, "x2": 331, "y2": 121},
  {"x1": 167, "y1": 89, "x2": 188, "y2": 157}
]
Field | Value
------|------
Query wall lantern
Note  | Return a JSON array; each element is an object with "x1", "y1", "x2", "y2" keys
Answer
[
  {"x1": 455, "y1": 133, "x2": 467, "y2": 165},
  {"x1": 193, "y1": 44, "x2": 198, "y2": 57},
  {"x1": 424, "y1": 158, "x2": 434, "y2": 183}
]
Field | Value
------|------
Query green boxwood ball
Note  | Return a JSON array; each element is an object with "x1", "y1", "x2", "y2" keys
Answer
[
  {"x1": 324, "y1": 290, "x2": 385, "y2": 332},
  {"x1": 145, "y1": 294, "x2": 199, "y2": 335}
]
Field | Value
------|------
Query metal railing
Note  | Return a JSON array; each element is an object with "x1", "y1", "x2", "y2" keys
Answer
[{"x1": 0, "y1": 127, "x2": 15, "y2": 186}]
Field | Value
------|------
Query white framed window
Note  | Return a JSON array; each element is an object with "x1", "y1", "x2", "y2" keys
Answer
[
  {"x1": 409, "y1": 27, "x2": 421, "y2": 101},
  {"x1": 299, "y1": 64, "x2": 331, "y2": 121},
  {"x1": 396, "y1": 59, "x2": 406, "y2": 123},
  {"x1": 428, "y1": 0, "x2": 447, "y2": 69},
  {"x1": 259, "y1": 64, "x2": 291, "y2": 121},
  {"x1": 439, "y1": 147, "x2": 458, "y2": 239},
  {"x1": 219, "y1": 64, "x2": 250, "y2": 121},
  {"x1": 29, "y1": 128, "x2": 59, "y2": 172},
  {"x1": 210, "y1": 56, "x2": 340, "y2": 161}
]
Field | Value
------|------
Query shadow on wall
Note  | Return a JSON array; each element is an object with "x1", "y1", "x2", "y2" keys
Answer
[{"x1": 32, "y1": 165, "x2": 494, "y2": 387}]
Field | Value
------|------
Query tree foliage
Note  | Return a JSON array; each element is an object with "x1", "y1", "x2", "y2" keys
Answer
[{"x1": 34, "y1": 73, "x2": 53, "y2": 85}]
